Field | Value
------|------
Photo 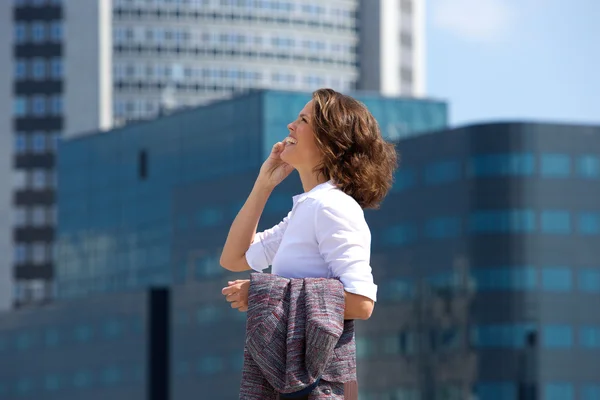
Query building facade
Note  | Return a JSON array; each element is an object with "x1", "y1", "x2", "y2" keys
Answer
[
  {"x1": 4, "y1": 0, "x2": 426, "y2": 309},
  {"x1": 4, "y1": 118, "x2": 600, "y2": 399}
]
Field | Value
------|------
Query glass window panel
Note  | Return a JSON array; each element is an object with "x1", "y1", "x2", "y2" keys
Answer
[
  {"x1": 578, "y1": 155, "x2": 600, "y2": 178},
  {"x1": 471, "y1": 324, "x2": 536, "y2": 348},
  {"x1": 14, "y1": 97, "x2": 27, "y2": 116},
  {"x1": 32, "y1": 132, "x2": 46, "y2": 153},
  {"x1": 579, "y1": 326, "x2": 600, "y2": 348},
  {"x1": 545, "y1": 383, "x2": 574, "y2": 400},
  {"x1": 475, "y1": 382, "x2": 517, "y2": 400},
  {"x1": 392, "y1": 168, "x2": 416, "y2": 192},
  {"x1": 424, "y1": 216, "x2": 461, "y2": 238},
  {"x1": 101, "y1": 366, "x2": 121, "y2": 386},
  {"x1": 14, "y1": 244, "x2": 28, "y2": 264},
  {"x1": 197, "y1": 356, "x2": 224, "y2": 375},
  {"x1": 543, "y1": 325, "x2": 573, "y2": 348},
  {"x1": 74, "y1": 324, "x2": 93, "y2": 342},
  {"x1": 15, "y1": 59, "x2": 27, "y2": 79},
  {"x1": 541, "y1": 210, "x2": 571, "y2": 234},
  {"x1": 50, "y1": 58, "x2": 63, "y2": 79},
  {"x1": 540, "y1": 154, "x2": 571, "y2": 177},
  {"x1": 72, "y1": 370, "x2": 92, "y2": 388},
  {"x1": 50, "y1": 22, "x2": 62, "y2": 41},
  {"x1": 14, "y1": 23, "x2": 28, "y2": 43},
  {"x1": 579, "y1": 212, "x2": 600, "y2": 235},
  {"x1": 44, "y1": 328, "x2": 59, "y2": 347},
  {"x1": 32, "y1": 169, "x2": 46, "y2": 189},
  {"x1": 424, "y1": 160, "x2": 461, "y2": 185},
  {"x1": 469, "y1": 209, "x2": 535, "y2": 233},
  {"x1": 32, "y1": 206, "x2": 46, "y2": 226},
  {"x1": 578, "y1": 269, "x2": 600, "y2": 293},
  {"x1": 32, "y1": 21, "x2": 46, "y2": 42},
  {"x1": 582, "y1": 385, "x2": 600, "y2": 400},
  {"x1": 542, "y1": 267, "x2": 572, "y2": 292},
  {"x1": 32, "y1": 95, "x2": 46, "y2": 116},
  {"x1": 472, "y1": 267, "x2": 537, "y2": 291},
  {"x1": 469, "y1": 153, "x2": 534, "y2": 177},
  {"x1": 15, "y1": 133, "x2": 27, "y2": 153},
  {"x1": 32, "y1": 58, "x2": 46, "y2": 79},
  {"x1": 14, "y1": 207, "x2": 28, "y2": 227},
  {"x1": 44, "y1": 374, "x2": 61, "y2": 391},
  {"x1": 356, "y1": 337, "x2": 375, "y2": 359},
  {"x1": 379, "y1": 278, "x2": 414, "y2": 301},
  {"x1": 381, "y1": 223, "x2": 417, "y2": 246},
  {"x1": 16, "y1": 378, "x2": 33, "y2": 396}
]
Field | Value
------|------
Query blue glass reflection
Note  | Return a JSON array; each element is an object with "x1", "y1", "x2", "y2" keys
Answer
[
  {"x1": 424, "y1": 216, "x2": 461, "y2": 239},
  {"x1": 540, "y1": 154, "x2": 571, "y2": 177},
  {"x1": 469, "y1": 210, "x2": 535, "y2": 233},
  {"x1": 545, "y1": 383, "x2": 574, "y2": 400},
  {"x1": 424, "y1": 160, "x2": 461, "y2": 185},
  {"x1": 475, "y1": 382, "x2": 517, "y2": 400},
  {"x1": 543, "y1": 325, "x2": 573, "y2": 348},
  {"x1": 582, "y1": 384, "x2": 600, "y2": 400},
  {"x1": 579, "y1": 212, "x2": 600, "y2": 235},
  {"x1": 472, "y1": 267, "x2": 537, "y2": 291},
  {"x1": 578, "y1": 155, "x2": 600, "y2": 178},
  {"x1": 469, "y1": 153, "x2": 534, "y2": 177},
  {"x1": 578, "y1": 269, "x2": 600, "y2": 293},
  {"x1": 541, "y1": 210, "x2": 571, "y2": 234},
  {"x1": 542, "y1": 267, "x2": 572, "y2": 292},
  {"x1": 580, "y1": 326, "x2": 600, "y2": 348},
  {"x1": 471, "y1": 324, "x2": 536, "y2": 348}
]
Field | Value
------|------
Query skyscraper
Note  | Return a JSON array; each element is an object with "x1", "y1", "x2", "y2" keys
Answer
[{"x1": 2, "y1": 0, "x2": 426, "y2": 309}]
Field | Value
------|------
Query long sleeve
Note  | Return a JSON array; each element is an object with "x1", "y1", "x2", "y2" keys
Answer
[{"x1": 244, "y1": 212, "x2": 291, "y2": 272}]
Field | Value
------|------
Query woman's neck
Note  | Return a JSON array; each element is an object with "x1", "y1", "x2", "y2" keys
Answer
[{"x1": 298, "y1": 169, "x2": 329, "y2": 193}]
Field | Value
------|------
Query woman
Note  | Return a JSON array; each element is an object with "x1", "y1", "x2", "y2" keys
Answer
[{"x1": 220, "y1": 88, "x2": 397, "y2": 320}]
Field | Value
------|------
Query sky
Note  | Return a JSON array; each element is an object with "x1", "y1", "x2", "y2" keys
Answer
[{"x1": 426, "y1": 0, "x2": 600, "y2": 127}]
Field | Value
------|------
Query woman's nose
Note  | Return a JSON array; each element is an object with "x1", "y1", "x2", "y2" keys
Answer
[{"x1": 287, "y1": 122, "x2": 295, "y2": 131}]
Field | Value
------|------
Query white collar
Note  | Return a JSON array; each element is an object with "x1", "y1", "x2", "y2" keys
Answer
[{"x1": 292, "y1": 180, "x2": 337, "y2": 206}]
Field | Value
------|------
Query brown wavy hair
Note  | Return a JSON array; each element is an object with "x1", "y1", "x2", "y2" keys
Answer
[{"x1": 311, "y1": 88, "x2": 398, "y2": 209}]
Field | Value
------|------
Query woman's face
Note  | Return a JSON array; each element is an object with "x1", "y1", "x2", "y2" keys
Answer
[{"x1": 281, "y1": 100, "x2": 323, "y2": 171}]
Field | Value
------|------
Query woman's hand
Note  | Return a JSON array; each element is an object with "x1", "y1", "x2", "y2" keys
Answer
[
  {"x1": 222, "y1": 279, "x2": 250, "y2": 312},
  {"x1": 257, "y1": 142, "x2": 294, "y2": 190}
]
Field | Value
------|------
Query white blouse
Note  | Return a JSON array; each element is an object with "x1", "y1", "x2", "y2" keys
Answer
[{"x1": 245, "y1": 180, "x2": 378, "y2": 302}]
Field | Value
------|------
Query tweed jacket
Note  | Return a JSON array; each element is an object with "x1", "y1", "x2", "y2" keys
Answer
[{"x1": 239, "y1": 273, "x2": 357, "y2": 399}]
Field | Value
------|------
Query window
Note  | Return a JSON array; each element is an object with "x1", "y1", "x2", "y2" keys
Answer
[
  {"x1": 469, "y1": 153, "x2": 534, "y2": 177},
  {"x1": 197, "y1": 356, "x2": 224, "y2": 375},
  {"x1": 32, "y1": 242, "x2": 47, "y2": 264},
  {"x1": 32, "y1": 21, "x2": 46, "y2": 43},
  {"x1": 50, "y1": 58, "x2": 63, "y2": 78},
  {"x1": 471, "y1": 324, "x2": 536, "y2": 348},
  {"x1": 15, "y1": 133, "x2": 28, "y2": 154},
  {"x1": 543, "y1": 325, "x2": 572, "y2": 348},
  {"x1": 74, "y1": 325, "x2": 93, "y2": 342},
  {"x1": 578, "y1": 155, "x2": 600, "y2": 178},
  {"x1": 579, "y1": 212, "x2": 600, "y2": 235},
  {"x1": 392, "y1": 168, "x2": 416, "y2": 192},
  {"x1": 32, "y1": 58, "x2": 46, "y2": 79},
  {"x1": 545, "y1": 383, "x2": 574, "y2": 400},
  {"x1": 101, "y1": 366, "x2": 121, "y2": 386},
  {"x1": 44, "y1": 374, "x2": 61, "y2": 391},
  {"x1": 32, "y1": 95, "x2": 47, "y2": 116},
  {"x1": 578, "y1": 269, "x2": 600, "y2": 293},
  {"x1": 14, "y1": 23, "x2": 28, "y2": 44},
  {"x1": 541, "y1": 267, "x2": 571, "y2": 291},
  {"x1": 15, "y1": 60, "x2": 27, "y2": 79},
  {"x1": 356, "y1": 337, "x2": 375, "y2": 359},
  {"x1": 139, "y1": 150, "x2": 148, "y2": 179},
  {"x1": 424, "y1": 160, "x2": 461, "y2": 185},
  {"x1": 49, "y1": 95, "x2": 63, "y2": 115},
  {"x1": 14, "y1": 97, "x2": 27, "y2": 117},
  {"x1": 32, "y1": 206, "x2": 46, "y2": 226},
  {"x1": 72, "y1": 370, "x2": 92, "y2": 388},
  {"x1": 44, "y1": 328, "x2": 59, "y2": 347},
  {"x1": 50, "y1": 22, "x2": 62, "y2": 41},
  {"x1": 103, "y1": 320, "x2": 122, "y2": 338},
  {"x1": 13, "y1": 170, "x2": 28, "y2": 190},
  {"x1": 540, "y1": 154, "x2": 570, "y2": 177},
  {"x1": 424, "y1": 216, "x2": 461, "y2": 238},
  {"x1": 379, "y1": 278, "x2": 414, "y2": 301},
  {"x1": 472, "y1": 267, "x2": 537, "y2": 291},
  {"x1": 541, "y1": 210, "x2": 571, "y2": 234},
  {"x1": 582, "y1": 384, "x2": 600, "y2": 400},
  {"x1": 14, "y1": 207, "x2": 28, "y2": 227},
  {"x1": 32, "y1": 169, "x2": 46, "y2": 189},
  {"x1": 14, "y1": 243, "x2": 28, "y2": 264},
  {"x1": 475, "y1": 382, "x2": 517, "y2": 400},
  {"x1": 381, "y1": 223, "x2": 417, "y2": 246},
  {"x1": 32, "y1": 132, "x2": 46, "y2": 153},
  {"x1": 469, "y1": 209, "x2": 535, "y2": 233},
  {"x1": 580, "y1": 326, "x2": 600, "y2": 348}
]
